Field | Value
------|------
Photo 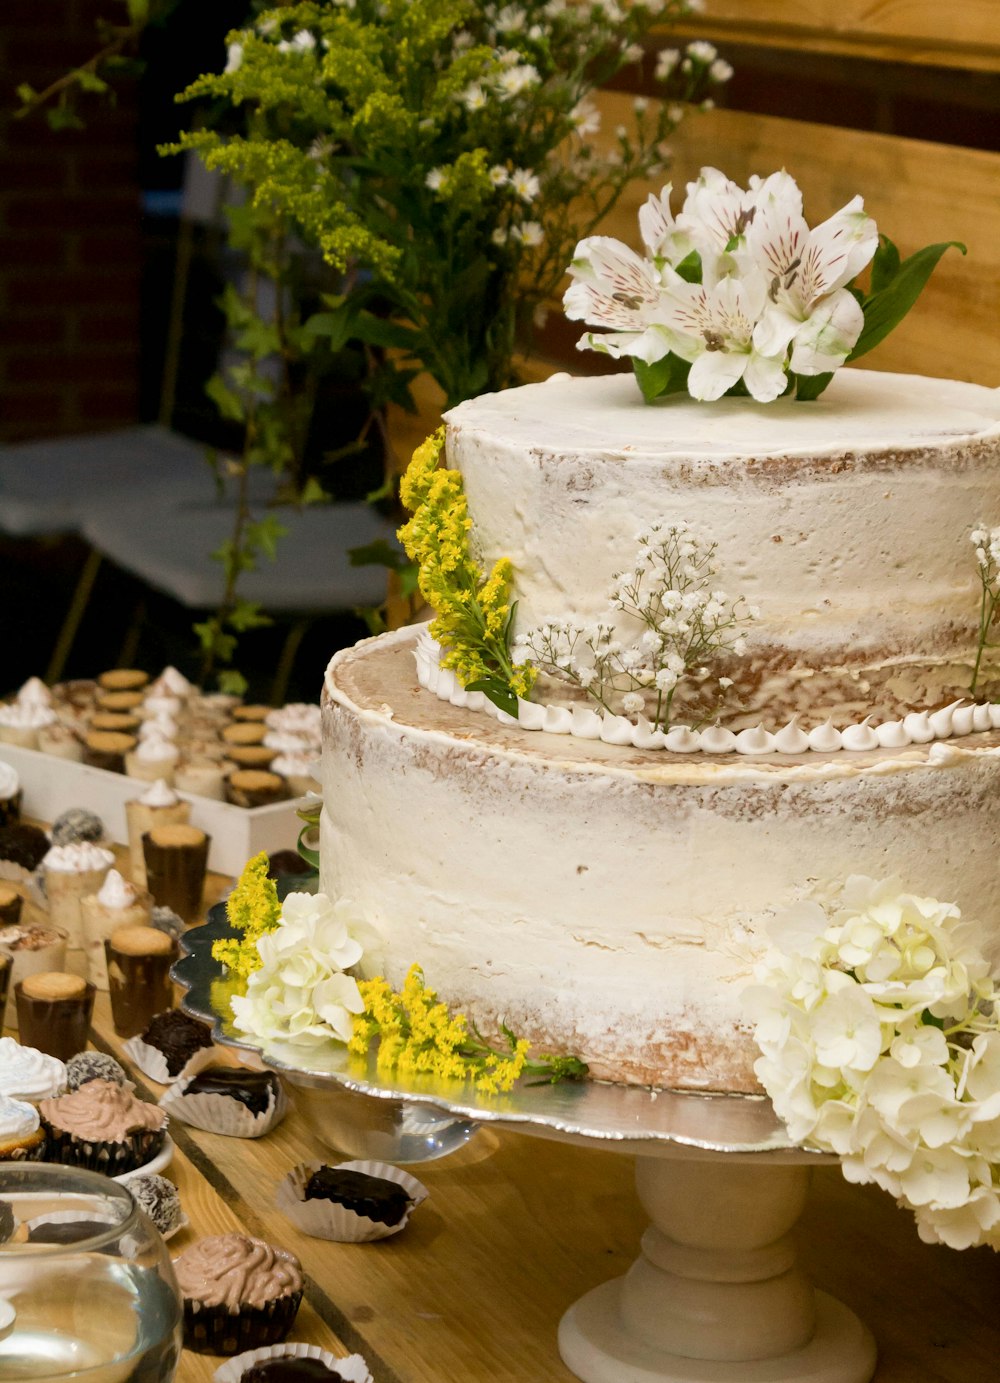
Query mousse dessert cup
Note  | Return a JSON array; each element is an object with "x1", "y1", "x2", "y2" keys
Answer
[
  {"x1": 125, "y1": 780, "x2": 191, "y2": 887},
  {"x1": 0, "y1": 922, "x2": 68, "y2": 1030},
  {"x1": 15, "y1": 972, "x2": 95, "y2": 1063},
  {"x1": 142, "y1": 824, "x2": 209, "y2": 922},
  {"x1": 105, "y1": 924, "x2": 178, "y2": 1038},
  {"x1": 41, "y1": 842, "x2": 115, "y2": 978},
  {"x1": 80, "y1": 870, "x2": 152, "y2": 989}
]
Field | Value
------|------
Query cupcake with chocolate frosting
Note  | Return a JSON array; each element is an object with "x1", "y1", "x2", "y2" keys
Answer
[
  {"x1": 174, "y1": 1232, "x2": 303, "y2": 1355},
  {"x1": 39, "y1": 1076, "x2": 167, "y2": 1174}
]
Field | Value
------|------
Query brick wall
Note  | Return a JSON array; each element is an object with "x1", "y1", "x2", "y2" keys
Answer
[{"x1": 0, "y1": 0, "x2": 142, "y2": 442}]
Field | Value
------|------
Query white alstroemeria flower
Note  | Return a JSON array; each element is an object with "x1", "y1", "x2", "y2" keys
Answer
[
  {"x1": 564, "y1": 236, "x2": 683, "y2": 366},
  {"x1": 657, "y1": 270, "x2": 788, "y2": 402},
  {"x1": 637, "y1": 185, "x2": 694, "y2": 266},
  {"x1": 749, "y1": 187, "x2": 877, "y2": 373},
  {"x1": 676, "y1": 166, "x2": 759, "y2": 273}
]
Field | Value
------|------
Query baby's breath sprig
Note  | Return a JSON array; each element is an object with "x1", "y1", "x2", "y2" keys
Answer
[
  {"x1": 398, "y1": 430, "x2": 536, "y2": 715},
  {"x1": 349, "y1": 964, "x2": 588, "y2": 1094},
  {"x1": 211, "y1": 851, "x2": 282, "y2": 980},
  {"x1": 516, "y1": 521, "x2": 757, "y2": 729},
  {"x1": 969, "y1": 523, "x2": 1000, "y2": 697}
]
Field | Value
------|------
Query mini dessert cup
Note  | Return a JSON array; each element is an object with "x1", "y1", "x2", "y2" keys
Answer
[
  {"x1": 0, "y1": 923, "x2": 67, "y2": 1029},
  {"x1": 0, "y1": 954, "x2": 11, "y2": 1028},
  {"x1": 213, "y1": 1344, "x2": 374, "y2": 1383},
  {"x1": 105, "y1": 924, "x2": 178, "y2": 1037},
  {"x1": 174, "y1": 758, "x2": 226, "y2": 801},
  {"x1": 226, "y1": 770, "x2": 286, "y2": 808},
  {"x1": 226, "y1": 747, "x2": 278, "y2": 774},
  {"x1": 270, "y1": 754, "x2": 321, "y2": 799},
  {"x1": 96, "y1": 689, "x2": 145, "y2": 713},
  {"x1": 275, "y1": 1160, "x2": 428, "y2": 1243},
  {"x1": 15, "y1": 972, "x2": 95, "y2": 1062},
  {"x1": 125, "y1": 737, "x2": 180, "y2": 786},
  {"x1": 41, "y1": 841, "x2": 115, "y2": 961},
  {"x1": 142, "y1": 824, "x2": 209, "y2": 921},
  {"x1": 90, "y1": 711, "x2": 142, "y2": 736},
  {"x1": 36, "y1": 722, "x2": 84, "y2": 761},
  {"x1": 0, "y1": 703, "x2": 57, "y2": 749},
  {"x1": 222, "y1": 722, "x2": 267, "y2": 748},
  {"x1": 158, "y1": 1048, "x2": 287, "y2": 1138},
  {"x1": 80, "y1": 871, "x2": 153, "y2": 988},
  {"x1": 232, "y1": 704, "x2": 271, "y2": 723},
  {"x1": 82, "y1": 730, "x2": 136, "y2": 774},
  {"x1": 125, "y1": 780, "x2": 191, "y2": 887},
  {"x1": 0, "y1": 885, "x2": 22, "y2": 927}
]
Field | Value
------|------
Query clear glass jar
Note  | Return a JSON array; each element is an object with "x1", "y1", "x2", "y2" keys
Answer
[{"x1": 0, "y1": 1161, "x2": 182, "y2": 1380}]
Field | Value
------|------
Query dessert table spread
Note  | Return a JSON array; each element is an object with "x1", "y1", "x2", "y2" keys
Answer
[{"x1": 6, "y1": 854, "x2": 999, "y2": 1382}]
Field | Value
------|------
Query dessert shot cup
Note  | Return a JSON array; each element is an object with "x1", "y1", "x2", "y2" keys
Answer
[
  {"x1": 0, "y1": 884, "x2": 23, "y2": 927},
  {"x1": 105, "y1": 925, "x2": 178, "y2": 1038},
  {"x1": 125, "y1": 781, "x2": 191, "y2": 887},
  {"x1": 41, "y1": 842, "x2": 115, "y2": 977},
  {"x1": 15, "y1": 972, "x2": 96, "y2": 1062},
  {"x1": 0, "y1": 953, "x2": 11, "y2": 1026},
  {"x1": 142, "y1": 824, "x2": 210, "y2": 922},
  {"x1": 0, "y1": 923, "x2": 68, "y2": 1030},
  {"x1": 80, "y1": 871, "x2": 152, "y2": 989}
]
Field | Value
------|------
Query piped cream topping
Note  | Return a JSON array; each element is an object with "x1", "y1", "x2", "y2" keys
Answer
[
  {"x1": 0, "y1": 1093, "x2": 40, "y2": 1141},
  {"x1": 42, "y1": 841, "x2": 115, "y2": 873},
  {"x1": 414, "y1": 630, "x2": 1000, "y2": 757},
  {"x1": 0, "y1": 703, "x2": 57, "y2": 729},
  {"x1": 16, "y1": 678, "x2": 52, "y2": 708},
  {"x1": 96, "y1": 869, "x2": 140, "y2": 910},
  {"x1": 138, "y1": 779, "x2": 181, "y2": 808},
  {"x1": 0, "y1": 1037, "x2": 66, "y2": 1101}
]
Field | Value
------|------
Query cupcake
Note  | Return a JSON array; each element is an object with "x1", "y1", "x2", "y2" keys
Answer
[
  {"x1": 215, "y1": 1346, "x2": 373, "y2": 1382},
  {"x1": 0, "y1": 1094, "x2": 46, "y2": 1160},
  {"x1": 126, "y1": 1008, "x2": 215, "y2": 1083},
  {"x1": 39, "y1": 1077, "x2": 167, "y2": 1174},
  {"x1": 173, "y1": 1233, "x2": 303, "y2": 1355},
  {"x1": 123, "y1": 1172, "x2": 186, "y2": 1238},
  {"x1": 174, "y1": 758, "x2": 226, "y2": 801},
  {"x1": 0, "y1": 1036, "x2": 66, "y2": 1103},
  {"x1": 159, "y1": 1050, "x2": 286, "y2": 1138},
  {"x1": 275, "y1": 1161, "x2": 428, "y2": 1244}
]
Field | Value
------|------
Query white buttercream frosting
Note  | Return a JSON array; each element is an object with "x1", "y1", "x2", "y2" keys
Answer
[
  {"x1": 138, "y1": 779, "x2": 180, "y2": 808},
  {"x1": 0, "y1": 703, "x2": 57, "y2": 729},
  {"x1": 0, "y1": 1093, "x2": 40, "y2": 1141},
  {"x1": 150, "y1": 666, "x2": 193, "y2": 697},
  {"x1": 43, "y1": 841, "x2": 115, "y2": 873},
  {"x1": 96, "y1": 868, "x2": 139, "y2": 910},
  {"x1": 134, "y1": 737, "x2": 179, "y2": 764},
  {"x1": 138, "y1": 716, "x2": 178, "y2": 742},
  {"x1": 0, "y1": 1036, "x2": 66, "y2": 1101},
  {"x1": 16, "y1": 677, "x2": 52, "y2": 708}
]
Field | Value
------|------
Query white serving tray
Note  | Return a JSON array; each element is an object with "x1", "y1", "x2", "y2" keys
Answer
[{"x1": 0, "y1": 743, "x2": 303, "y2": 876}]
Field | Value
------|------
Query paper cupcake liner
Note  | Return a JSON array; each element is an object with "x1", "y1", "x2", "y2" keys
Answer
[
  {"x1": 123, "y1": 1034, "x2": 216, "y2": 1085},
  {"x1": 158, "y1": 1048, "x2": 288, "y2": 1139},
  {"x1": 275, "y1": 1160, "x2": 428, "y2": 1243},
  {"x1": 40, "y1": 1121, "x2": 167, "y2": 1176},
  {"x1": 0, "y1": 1131, "x2": 47, "y2": 1162},
  {"x1": 214, "y1": 1342, "x2": 373, "y2": 1383},
  {"x1": 112, "y1": 1133, "x2": 175, "y2": 1183},
  {"x1": 182, "y1": 1289, "x2": 302, "y2": 1356}
]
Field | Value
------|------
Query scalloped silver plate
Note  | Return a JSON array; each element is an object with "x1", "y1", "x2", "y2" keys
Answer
[{"x1": 174, "y1": 907, "x2": 825, "y2": 1161}]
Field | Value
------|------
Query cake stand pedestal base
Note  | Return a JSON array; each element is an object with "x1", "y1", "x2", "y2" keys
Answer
[{"x1": 558, "y1": 1153, "x2": 876, "y2": 1383}]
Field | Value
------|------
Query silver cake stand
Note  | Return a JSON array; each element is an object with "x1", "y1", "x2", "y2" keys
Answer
[{"x1": 175, "y1": 911, "x2": 877, "y2": 1383}]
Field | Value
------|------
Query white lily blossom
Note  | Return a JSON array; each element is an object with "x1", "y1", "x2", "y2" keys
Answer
[
  {"x1": 565, "y1": 166, "x2": 880, "y2": 402},
  {"x1": 747, "y1": 875, "x2": 1000, "y2": 1250}
]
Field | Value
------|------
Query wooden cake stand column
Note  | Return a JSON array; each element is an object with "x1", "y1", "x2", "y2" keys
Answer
[{"x1": 558, "y1": 1149, "x2": 876, "y2": 1383}]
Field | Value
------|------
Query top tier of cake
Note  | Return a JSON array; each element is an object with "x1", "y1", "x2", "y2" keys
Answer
[{"x1": 445, "y1": 369, "x2": 1000, "y2": 724}]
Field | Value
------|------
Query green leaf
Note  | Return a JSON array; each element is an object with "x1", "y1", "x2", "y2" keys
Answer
[
  {"x1": 849, "y1": 241, "x2": 966, "y2": 362},
  {"x1": 869, "y1": 234, "x2": 900, "y2": 294},
  {"x1": 349, "y1": 538, "x2": 406, "y2": 571},
  {"x1": 77, "y1": 70, "x2": 109, "y2": 94},
  {"x1": 672, "y1": 251, "x2": 702, "y2": 285},
  {"x1": 125, "y1": 0, "x2": 149, "y2": 23},
  {"x1": 299, "y1": 476, "x2": 327, "y2": 505},
  {"x1": 15, "y1": 83, "x2": 37, "y2": 106},
  {"x1": 192, "y1": 619, "x2": 217, "y2": 652},
  {"x1": 228, "y1": 600, "x2": 272, "y2": 633},
  {"x1": 205, "y1": 374, "x2": 245, "y2": 423},
  {"x1": 357, "y1": 603, "x2": 387, "y2": 635},
  {"x1": 466, "y1": 677, "x2": 518, "y2": 717},
  {"x1": 301, "y1": 307, "x2": 356, "y2": 351},
  {"x1": 47, "y1": 105, "x2": 85, "y2": 131},
  {"x1": 632, "y1": 353, "x2": 691, "y2": 403},
  {"x1": 296, "y1": 824, "x2": 320, "y2": 871},
  {"x1": 793, "y1": 371, "x2": 834, "y2": 401},
  {"x1": 218, "y1": 669, "x2": 248, "y2": 697},
  {"x1": 350, "y1": 311, "x2": 420, "y2": 351}
]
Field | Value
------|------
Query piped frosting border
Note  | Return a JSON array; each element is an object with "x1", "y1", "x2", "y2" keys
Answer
[{"x1": 413, "y1": 628, "x2": 1000, "y2": 756}]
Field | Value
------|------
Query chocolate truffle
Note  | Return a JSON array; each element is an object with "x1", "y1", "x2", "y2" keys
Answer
[
  {"x1": 140, "y1": 1009, "x2": 214, "y2": 1077},
  {"x1": 65, "y1": 1051, "x2": 130, "y2": 1091}
]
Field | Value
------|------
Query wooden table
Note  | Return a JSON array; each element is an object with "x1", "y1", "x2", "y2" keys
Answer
[{"x1": 83, "y1": 974, "x2": 1000, "y2": 1383}]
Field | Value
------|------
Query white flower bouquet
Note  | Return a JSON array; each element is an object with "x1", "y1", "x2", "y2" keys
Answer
[
  {"x1": 566, "y1": 167, "x2": 962, "y2": 403},
  {"x1": 746, "y1": 875, "x2": 1000, "y2": 1249}
]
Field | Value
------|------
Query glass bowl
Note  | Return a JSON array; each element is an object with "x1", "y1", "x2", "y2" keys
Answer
[{"x1": 0, "y1": 1161, "x2": 182, "y2": 1380}]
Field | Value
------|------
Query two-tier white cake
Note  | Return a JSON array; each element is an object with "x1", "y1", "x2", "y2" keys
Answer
[{"x1": 321, "y1": 367, "x2": 1000, "y2": 1091}]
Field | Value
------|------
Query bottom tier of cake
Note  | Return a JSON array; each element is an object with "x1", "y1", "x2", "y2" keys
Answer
[{"x1": 320, "y1": 627, "x2": 1000, "y2": 1092}]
